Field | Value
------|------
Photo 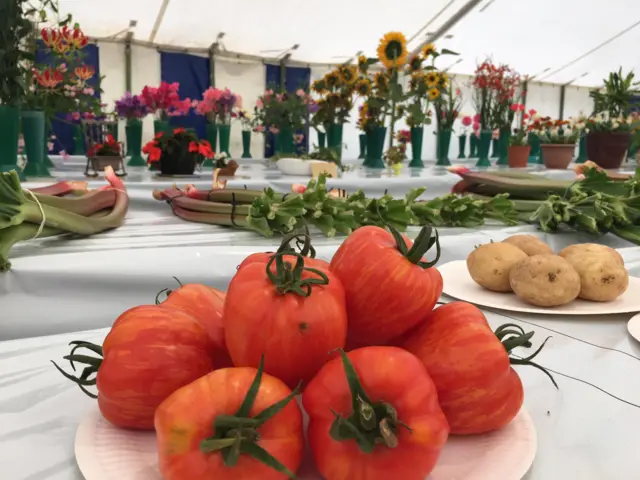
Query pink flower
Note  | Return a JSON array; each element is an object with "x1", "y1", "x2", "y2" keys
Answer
[
  {"x1": 292, "y1": 184, "x2": 306, "y2": 194},
  {"x1": 60, "y1": 150, "x2": 69, "y2": 160},
  {"x1": 276, "y1": 93, "x2": 283, "y2": 102},
  {"x1": 47, "y1": 142, "x2": 54, "y2": 151},
  {"x1": 203, "y1": 87, "x2": 222, "y2": 103},
  {"x1": 254, "y1": 125, "x2": 265, "y2": 133},
  {"x1": 528, "y1": 109, "x2": 537, "y2": 116},
  {"x1": 71, "y1": 112, "x2": 81, "y2": 121},
  {"x1": 455, "y1": 88, "x2": 462, "y2": 96},
  {"x1": 461, "y1": 116, "x2": 472, "y2": 127},
  {"x1": 296, "y1": 89, "x2": 305, "y2": 97},
  {"x1": 235, "y1": 94, "x2": 243, "y2": 108},
  {"x1": 472, "y1": 121, "x2": 480, "y2": 131},
  {"x1": 294, "y1": 133, "x2": 304, "y2": 144},
  {"x1": 265, "y1": 89, "x2": 274, "y2": 96},
  {"x1": 18, "y1": 136, "x2": 25, "y2": 148},
  {"x1": 256, "y1": 99, "x2": 264, "y2": 109},
  {"x1": 83, "y1": 87, "x2": 94, "y2": 95},
  {"x1": 473, "y1": 113, "x2": 481, "y2": 122},
  {"x1": 169, "y1": 82, "x2": 180, "y2": 93},
  {"x1": 59, "y1": 63, "x2": 67, "y2": 73},
  {"x1": 269, "y1": 126, "x2": 280, "y2": 134}
]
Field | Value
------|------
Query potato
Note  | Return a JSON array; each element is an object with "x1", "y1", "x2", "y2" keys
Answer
[
  {"x1": 558, "y1": 243, "x2": 624, "y2": 266},
  {"x1": 509, "y1": 254, "x2": 580, "y2": 307},
  {"x1": 563, "y1": 253, "x2": 629, "y2": 302},
  {"x1": 503, "y1": 235, "x2": 554, "y2": 256},
  {"x1": 467, "y1": 242, "x2": 528, "y2": 292}
]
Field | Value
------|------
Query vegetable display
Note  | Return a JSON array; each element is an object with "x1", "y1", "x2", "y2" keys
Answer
[{"x1": 0, "y1": 167, "x2": 129, "y2": 271}]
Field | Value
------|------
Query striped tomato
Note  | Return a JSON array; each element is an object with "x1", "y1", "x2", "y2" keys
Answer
[{"x1": 330, "y1": 225, "x2": 443, "y2": 345}]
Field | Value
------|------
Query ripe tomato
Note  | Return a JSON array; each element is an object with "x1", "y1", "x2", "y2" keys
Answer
[
  {"x1": 224, "y1": 252, "x2": 347, "y2": 389},
  {"x1": 53, "y1": 305, "x2": 216, "y2": 430},
  {"x1": 330, "y1": 225, "x2": 443, "y2": 345},
  {"x1": 401, "y1": 301, "x2": 556, "y2": 434},
  {"x1": 303, "y1": 347, "x2": 449, "y2": 480},
  {"x1": 237, "y1": 232, "x2": 329, "y2": 271},
  {"x1": 155, "y1": 362, "x2": 304, "y2": 480},
  {"x1": 160, "y1": 283, "x2": 232, "y2": 368}
]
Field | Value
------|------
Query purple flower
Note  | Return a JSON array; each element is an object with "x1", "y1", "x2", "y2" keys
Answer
[
  {"x1": 308, "y1": 102, "x2": 319, "y2": 114},
  {"x1": 115, "y1": 92, "x2": 150, "y2": 119}
]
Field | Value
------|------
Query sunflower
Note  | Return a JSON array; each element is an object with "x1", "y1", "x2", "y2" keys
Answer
[
  {"x1": 337, "y1": 64, "x2": 358, "y2": 85},
  {"x1": 408, "y1": 55, "x2": 422, "y2": 73},
  {"x1": 428, "y1": 87, "x2": 441, "y2": 101},
  {"x1": 425, "y1": 72, "x2": 439, "y2": 88},
  {"x1": 323, "y1": 71, "x2": 340, "y2": 90},
  {"x1": 357, "y1": 55, "x2": 368, "y2": 73},
  {"x1": 438, "y1": 72, "x2": 449, "y2": 87},
  {"x1": 409, "y1": 72, "x2": 425, "y2": 90},
  {"x1": 312, "y1": 80, "x2": 327, "y2": 94},
  {"x1": 355, "y1": 77, "x2": 372, "y2": 96},
  {"x1": 422, "y1": 43, "x2": 436, "y2": 58},
  {"x1": 373, "y1": 71, "x2": 389, "y2": 92},
  {"x1": 377, "y1": 31, "x2": 408, "y2": 70}
]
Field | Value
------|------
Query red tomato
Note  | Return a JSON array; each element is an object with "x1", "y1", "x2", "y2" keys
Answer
[
  {"x1": 53, "y1": 305, "x2": 216, "y2": 430},
  {"x1": 330, "y1": 225, "x2": 443, "y2": 345},
  {"x1": 401, "y1": 302, "x2": 555, "y2": 434},
  {"x1": 161, "y1": 283, "x2": 232, "y2": 368},
  {"x1": 155, "y1": 365, "x2": 304, "y2": 480},
  {"x1": 303, "y1": 347, "x2": 449, "y2": 480},
  {"x1": 224, "y1": 253, "x2": 347, "y2": 389}
]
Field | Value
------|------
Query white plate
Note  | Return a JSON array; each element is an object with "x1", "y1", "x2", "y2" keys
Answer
[
  {"x1": 75, "y1": 405, "x2": 536, "y2": 480},
  {"x1": 276, "y1": 157, "x2": 312, "y2": 176},
  {"x1": 440, "y1": 260, "x2": 640, "y2": 315},
  {"x1": 627, "y1": 313, "x2": 640, "y2": 342}
]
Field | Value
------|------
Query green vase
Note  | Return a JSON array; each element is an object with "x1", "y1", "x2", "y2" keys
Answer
[
  {"x1": 218, "y1": 123, "x2": 231, "y2": 157},
  {"x1": 203, "y1": 123, "x2": 218, "y2": 167},
  {"x1": 73, "y1": 125, "x2": 85, "y2": 155},
  {"x1": 327, "y1": 123, "x2": 343, "y2": 161},
  {"x1": 476, "y1": 130, "x2": 492, "y2": 167},
  {"x1": 491, "y1": 138, "x2": 499, "y2": 158},
  {"x1": 241, "y1": 130, "x2": 252, "y2": 158},
  {"x1": 22, "y1": 110, "x2": 51, "y2": 178},
  {"x1": 576, "y1": 135, "x2": 587, "y2": 164},
  {"x1": 358, "y1": 133, "x2": 366, "y2": 160},
  {"x1": 276, "y1": 126, "x2": 295, "y2": 155},
  {"x1": 469, "y1": 135, "x2": 478, "y2": 158},
  {"x1": 409, "y1": 126, "x2": 424, "y2": 168},
  {"x1": 496, "y1": 127, "x2": 510, "y2": 166},
  {"x1": 0, "y1": 105, "x2": 22, "y2": 178},
  {"x1": 436, "y1": 129, "x2": 452, "y2": 166},
  {"x1": 318, "y1": 131, "x2": 326, "y2": 149},
  {"x1": 154, "y1": 119, "x2": 171, "y2": 135},
  {"x1": 458, "y1": 135, "x2": 467, "y2": 159},
  {"x1": 126, "y1": 119, "x2": 145, "y2": 166},
  {"x1": 528, "y1": 133, "x2": 541, "y2": 164},
  {"x1": 365, "y1": 126, "x2": 386, "y2": 169}
]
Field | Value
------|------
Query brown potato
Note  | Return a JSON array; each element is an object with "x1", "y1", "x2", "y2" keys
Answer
[
  {"x1": 509, "y1": 254, "x2": 581, "y2": 307},
  {"x1": 503, "y1": 235, "x2": 554, "y2": 256},
  {"x1": 558, "y1": 243, "x2": 624, "y2": 266},
  {"x1": 563, "y1": 253, "x2": 629, "y2": 302},
  {"x1": 467, "y1": 242, "x2": 528, "y2": 292}
]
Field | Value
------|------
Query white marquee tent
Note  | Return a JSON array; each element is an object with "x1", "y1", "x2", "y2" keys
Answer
[{"x1": 46, "y1": 0, "x2": 640, "y2": 158}]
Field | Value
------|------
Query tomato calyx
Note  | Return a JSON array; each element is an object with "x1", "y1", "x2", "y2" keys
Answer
[
  {"x1": 154, "y1": 276, "x2": 183, "y2": 304},
  {"x1": 495, "y1": 323, "x2": 558, "y2": 388},
  {"x1": 389, "y1": 224, "x2": 441, "y2": 268},
  {"x1": 277, "y1": 228, "x2": 318, "y2": 259},
  {"x1": 200, "y1": 357, "x2": 300, "y2": 479},
  {"x1": 51, "y1": 340, "x2": 104, "y2": 399},
  {"x1": 266, "y1": 251, "x2": 329, "y2": 297},
  {"x1": 329, "y1": 350, "x2": 411, "y2": 453}
]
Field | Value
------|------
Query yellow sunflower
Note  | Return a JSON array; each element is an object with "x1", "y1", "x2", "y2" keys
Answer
[
  {"x1": 312, "y1": 80, "x2": 327, "y2": 94},
  {"x1": 355, "y1": 77, "x2": 372, "y2": 96},
  {"x1": 323, "y1": 71, "x2": 340, "y2": 89},
  {"x1": 337, "y1": 64, "x2": 358, "y2": 85},
  {"x1": 428, "y1": 87, "x2": 441, "y2": 101},
  {"x1": 438, "y1": 72, "x2": 449, "y2": 87},
  {"x1": 357, "y1": 55, "x2": 368, "y2": 73},
  {"x1": 408, "y1": 55, "x2": 422, "y2": 73},
  {"x1": 377, "y1": 31, "x2": 408, "y2": 70},
  {"x1": 422, "y1": 43, "x2": 437, "y2": 58},
  {"x1": 425, "y1": 72, "x2": 439, "y2": 88},
  {"x1": 409, "y1": 72, "x2": 425, "y2": 90},
  {"x1": 374, "y1": 71, "x2": 389, "y2": 92}
]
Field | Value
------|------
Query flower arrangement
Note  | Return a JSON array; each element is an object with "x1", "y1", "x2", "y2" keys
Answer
[
  {"x1": 472, "y1": 60, "x2": 521, "y2": 131},
  {"x1": 311, "y1": 64, "x2": 360, "y2": 126},
  {"x1": 114, "y1": 92, "x2": 149, "y2": 120},
  {"x1": 508, "y1": 105, "x2": 535, "y2": 146},
  {"x1": 142, "y1": 127, "x2": 214, "y2": 163},
  {"x1": 583, "y1": 111, "x2": 639, "y2": 133},
  {"x1": 237, "y1": 109, "x2": 253, "y2": 131},
  {"x1": 253, "y1": 88, "x2": 314, "y2": 133},
  {"x1": 459, "y1": 115, "x2": 472, "y2": 134},
  {"x1": 88, "y1": 133, "x2": 120, "y2": 157},
  {"x1": 530, "y1": 117, "x2": 582, "y2": 145},
  {"x1": 433, "y1": 84, "x2": 462, "y2": 131},
  {"x1": 194, "y1": 87, "x2": 241, "y2": 124},
  {"x1": 140, "y1": 82, "x2": 191, "y2": 119}
]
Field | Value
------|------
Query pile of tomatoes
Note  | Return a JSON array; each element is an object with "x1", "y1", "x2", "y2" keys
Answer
[{"x1": 55, "y1": 224, "x2": 553, "y2": 480}]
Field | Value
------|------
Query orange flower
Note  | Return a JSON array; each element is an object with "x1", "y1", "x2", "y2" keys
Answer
[
  {"x1": 40, "y1": 28, "x2": 61, "y2": 48},
  {"x1": 75, "y1": 65, "x2": 95, "y2": 82},
  {"x1": 60, "y1": 26, "x2": 88, "y2": 49},
  {"x1": 34, "y1": 68, "x2": 63, "y2": 88}
]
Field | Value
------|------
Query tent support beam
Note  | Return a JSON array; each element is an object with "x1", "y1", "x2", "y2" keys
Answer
[
  {"x1": 124, "y1": 31, "x2": 133, "y2": 92},
  {"x1": 209, "y1": 43, "x2": 218, "y2": 88},
  {"x1": 521, "y1": 79, "x2": 528, "y2": 116},
  {"x1": 559, "y1": 85, "x2": 566, "y2": 120},
  {"x1": 280, "y1": 53, "x2": 292, "y2": 90},
  {"x1": 149, "y1": 0, "x2": 170, "y2": 43}
]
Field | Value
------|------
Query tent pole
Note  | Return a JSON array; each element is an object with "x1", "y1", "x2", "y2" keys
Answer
[
  {"x1": 280, "y1": 55, "x2": 291, "y2": 91},
  {"x1": 149, "y1": 0, "x2": 170, "y2": 43},
  {"x1": 124, "y1": 31, "x2": 133, "y2": 92},
  {"x1": 559, "y1": 85, "x2": 566, "y2": 120},
  {"x1": 209, "y1": 43, "x2": 217, "y2": 88}
]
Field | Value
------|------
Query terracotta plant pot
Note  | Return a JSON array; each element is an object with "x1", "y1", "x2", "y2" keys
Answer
[
  {"x1": 540, "y1": 144, "x2": 574, "y2": 169},
  {"x1": 585, "y1": 131, "x2": 631, "y2": 169},
  {"x1": 507, "y1": 145, "x2": 531, "y2": 168}
]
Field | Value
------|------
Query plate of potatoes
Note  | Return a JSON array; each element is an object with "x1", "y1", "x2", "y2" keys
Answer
[{"x1": 439, "y1": 234, "x2": 639, "y2": 315}]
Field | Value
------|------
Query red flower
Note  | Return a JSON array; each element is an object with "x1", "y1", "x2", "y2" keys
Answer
[
  {"x1": 154, "y1": 132, "x2": 164, "y2": 140},
  {"x1": 142, "y1": 140, "x2": 162, "y2": 162},
  {"x1": 41, "y1": 28, "x2": 61, "y2": 48},
  {"x1": 33, "y1": 68, "x2": 63, "y2": 88},
  {"x1": 173, "y1": 128, "x2": 186, "y2": 135}
]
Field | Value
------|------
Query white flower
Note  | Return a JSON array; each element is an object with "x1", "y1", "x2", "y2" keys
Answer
[{"x1": 612, "y1": 121, "x2": 620, "y2": 129}]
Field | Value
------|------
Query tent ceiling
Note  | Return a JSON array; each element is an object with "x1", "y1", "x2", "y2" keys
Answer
[{"x1": 57, "y1": 0, "x2": 640, "y2": 87}]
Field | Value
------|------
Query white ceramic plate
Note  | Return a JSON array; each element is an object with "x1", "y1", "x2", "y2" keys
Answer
[
  {"x1": 440, "y1": 260, "x2": 640, "y2": 315},
  {"x1": 627, "y1": 313, "x2": 640, "y2": 342},
  {"x1": 75, "y1": 406, "x2": 536, "y2": 480},
  {"x1": 276, "y1": 157, "x2": 312, "y2": 176}
]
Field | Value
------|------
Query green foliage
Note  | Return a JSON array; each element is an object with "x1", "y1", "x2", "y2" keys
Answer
[{"x1": 590, "y1": 68, "x2": 640, "y2": 117}]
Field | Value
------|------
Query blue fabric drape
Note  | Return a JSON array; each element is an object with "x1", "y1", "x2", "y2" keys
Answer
[
  {"x1": 160, "y1": 52, "x2": 210, "y2": 140},
  {"x1": 264, "y1": 64, "x2": 311, "y2": 157},
  {"x1": 35, "y1": 42, "x2": 101, "y2": 154}
]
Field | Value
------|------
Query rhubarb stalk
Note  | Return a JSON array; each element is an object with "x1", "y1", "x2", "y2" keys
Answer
[
  {"x1": 32, "y1": 189, "x2": 117, "y2": 216},
  {"x1": 28, "y1": 180, "x2": 88, "y2": 197}
]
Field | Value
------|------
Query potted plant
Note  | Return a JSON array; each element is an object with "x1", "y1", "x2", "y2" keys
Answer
[
  {"x1": 115, "y1": 92, "x2": 149, "y2": 166},
  {"x1": 237, "y1": 109, "x2": 253, "y2": 158},
  {"x1": 533, "y1": 117, "x2": 581, "y2": 169},
  {"x1": 143, "y1": 127, "x2": 213, "y2": 175},
  {"x1": 433, "y1": 82, "x2": 462, "y2": 166},
  {"x1": 587, "y1": 69, "x2": 640, "y2": 169},
  {"x1": 86, "y1": 133, "x2": 124, "y2": 175}
]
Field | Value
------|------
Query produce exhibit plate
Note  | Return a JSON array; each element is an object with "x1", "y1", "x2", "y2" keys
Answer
[
  {"x1": 440, "y1": 260, "x2": 640, "y2": 316},
  {"x1": 75, "y1": 406, "x2": 536, "y2": 480},
  {"x1": 627, "y1": 313, "x2": 640, "y2": 342}
]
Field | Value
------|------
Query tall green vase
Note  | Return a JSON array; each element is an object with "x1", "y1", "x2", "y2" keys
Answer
[
  {"x1": 73, "y1": 125, "x2": 86, "y2": 155},
  {"x1": 528, "y1": 133, "x2": 541, "y2": 164},
  {"x1": 0, "y1": 105, "x2": 23, "y2": 178},
  {"x1": 409, "y1": 126, "x2": 424, "y2": 168},
  {"x1": 241, "y1": 130, "x2": 252, "y2": 158},
  {"x1": 22, "y1": 110, "x2": 51, "y2": 178},
  {"x1": 358, "y1": 133, "x2": 366, "y2": 160},
  {"x1": 491, "y1": 138, "x2": 499, "y2": 158},
  {"x1": 218, "y1": 123, "x2": 231, "y2": 157},
  {"x1": 318, "y1": 131, "x2": 326, "y2": 149},
  {"x1": 476, "y1": 130, "x2": 492, "y2": 167},
  {"x1": 276, "y1": 126, "x2": 295, "y2": 155},
  {"x1": 458, "y1": 135, "x2": 467, "y2": 159},
  {"x1": 469, "y1": 135, "x2": 478, "y2": 158},
  {"x1": 327, "y1": 123, "x2": 343, "y2": 161},
  {"x1": 436, "y1": 129, "x2": 452, "y2": 166},
  {"x1": 203, "y1": 123, "x2": 218, "y2": 167},
  {"x1": 576, "y1": 135, "x2": 587, "y2": 164},
  {"x1": 126, "y1": 119, "x2": 145, "y2": 166},
  {"x1": 496, "y1": 127, "x2": 510, "y2": 166},
  {"x1": 366, "y1": 126, "x2": 386, "y2": 169}
]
